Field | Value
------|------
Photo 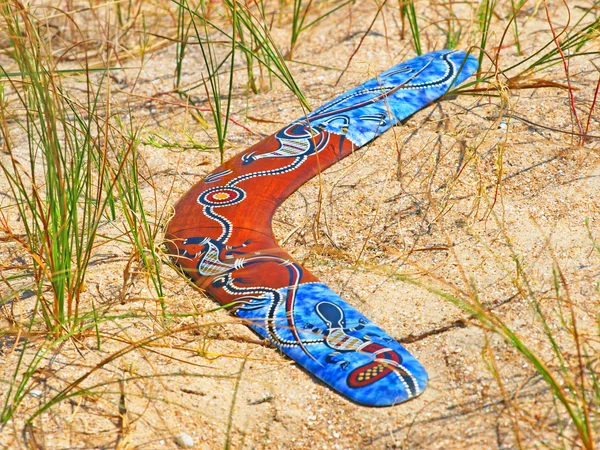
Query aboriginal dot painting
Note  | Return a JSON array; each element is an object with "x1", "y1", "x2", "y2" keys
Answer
[{"x1": 167, "y1": 50, "x2": 478, "y2": 406}]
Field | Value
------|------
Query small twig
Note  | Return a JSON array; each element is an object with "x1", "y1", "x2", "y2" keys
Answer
[
  {"x1": 544, "y1": 0, "x2": 584, "y2": 143},
  {"x1": 247, "y1": 395, "x2": 273, "y2": 405},
  {"x1": 582, "y1": 65, "x2": 600, "y2": 145},
  {"x1": 335, "y1": 0, "x2": 387, "y2": 86}
]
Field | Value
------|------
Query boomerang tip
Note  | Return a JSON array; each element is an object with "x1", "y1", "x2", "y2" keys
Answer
[
  {"x1": 306, "y1": 49, "x2": 479, "y2": 148},
  {"x1": 237, "y1": 282, "x2": 428, "y2": 407}
]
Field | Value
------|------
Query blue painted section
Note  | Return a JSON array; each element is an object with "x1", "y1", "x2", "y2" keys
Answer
[
  {"x1": 303, "y1": 49, "x2": 478, "y2": 147},
  {"x1": 236, "y1": 282, "x2": 428, "y2": 406}
]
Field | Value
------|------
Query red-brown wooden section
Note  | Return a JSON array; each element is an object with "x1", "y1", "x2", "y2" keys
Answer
[{"x1": 166, "y1": 130, "x2": 355, "y2": 304}]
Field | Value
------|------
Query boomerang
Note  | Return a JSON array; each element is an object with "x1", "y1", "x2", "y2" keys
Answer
[{"x1": 166, "y1": 50, "x2": 478, "y2": 406}]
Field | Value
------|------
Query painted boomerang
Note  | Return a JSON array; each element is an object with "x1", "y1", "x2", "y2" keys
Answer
[{"x1": 166, "y1": 50, "x2": 478, "y2": 406}]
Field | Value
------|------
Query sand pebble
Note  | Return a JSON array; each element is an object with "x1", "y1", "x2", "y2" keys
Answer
[{"x1": 175, "y1": 432, "x2": 194, "y2": 448}]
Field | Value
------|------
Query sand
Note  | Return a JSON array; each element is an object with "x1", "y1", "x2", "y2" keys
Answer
[{"x1": 1, "y1": 1, "x2": 599, "y2": 448}]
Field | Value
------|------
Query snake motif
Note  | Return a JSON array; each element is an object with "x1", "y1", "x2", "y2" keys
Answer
[{"x1": 166, "y1": 50, "x2": 478, "y2": 406}]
